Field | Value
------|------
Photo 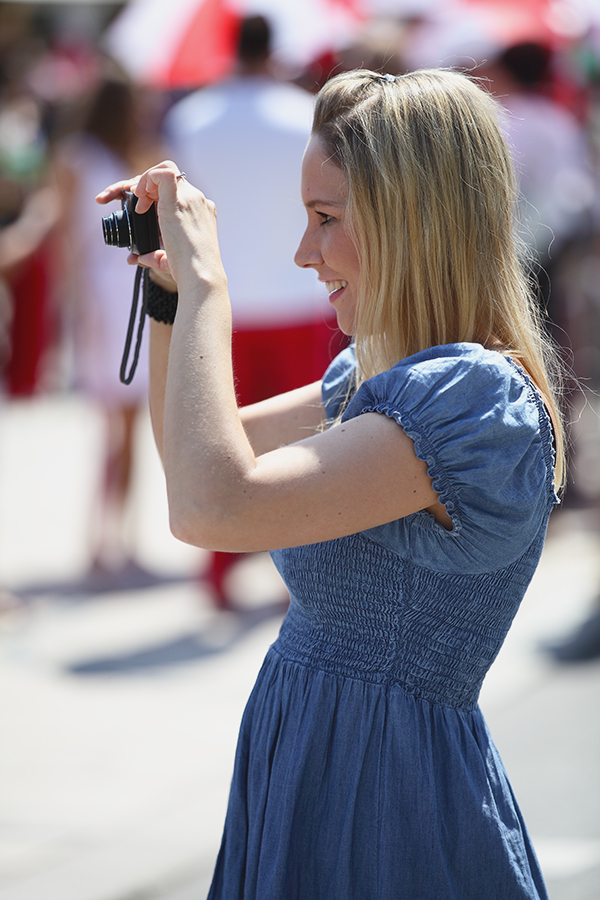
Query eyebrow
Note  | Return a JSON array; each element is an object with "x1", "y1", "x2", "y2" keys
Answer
[{"x1": 305, "y1": 198, "x2": 345, "y2": 209}]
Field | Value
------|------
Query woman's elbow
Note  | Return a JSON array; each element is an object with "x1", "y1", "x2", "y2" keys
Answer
[{"x1": 167, "y1": 498, "x2": 245, "y2": 552}]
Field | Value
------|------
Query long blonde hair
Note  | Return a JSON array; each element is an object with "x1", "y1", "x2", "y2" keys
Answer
[{"x1": 313, "y1": 68, "x2": 565, "y2": 487}]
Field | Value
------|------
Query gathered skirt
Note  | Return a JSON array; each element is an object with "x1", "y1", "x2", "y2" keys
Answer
[{"x1": 207, "y1": 645, "x2": 548, "y2": 900}]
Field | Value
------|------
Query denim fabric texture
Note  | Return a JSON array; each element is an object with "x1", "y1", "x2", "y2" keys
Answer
[{"x1": 208, "y1": 344, "x2": 556, "y2": 900}]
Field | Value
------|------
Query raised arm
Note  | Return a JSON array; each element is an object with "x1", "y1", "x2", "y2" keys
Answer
[
  {"x1": 96, "y1": 162, "x2": 442, "y2": 553},
  {"x1": 152, "y1": 317, "x2": 324, "y2": 459}
]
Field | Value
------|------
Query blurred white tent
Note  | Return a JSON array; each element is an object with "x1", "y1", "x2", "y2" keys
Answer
[{"x1": 103, "y1": 0, "x2": 367, "y2": 88}]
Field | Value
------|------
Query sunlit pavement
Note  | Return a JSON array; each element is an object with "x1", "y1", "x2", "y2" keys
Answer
[{"x1": 0, "y1": 392, "x2": 599, "y2": 900}]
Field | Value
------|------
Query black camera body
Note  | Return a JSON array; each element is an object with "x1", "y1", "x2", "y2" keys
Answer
[{"x1": 102, "y1": 190, "x2": 160, "y2": 256}]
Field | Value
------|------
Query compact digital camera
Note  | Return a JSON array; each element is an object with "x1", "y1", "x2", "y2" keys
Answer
[{"x1": 102, "y1": 190, "x2": 160, "y2": 256}]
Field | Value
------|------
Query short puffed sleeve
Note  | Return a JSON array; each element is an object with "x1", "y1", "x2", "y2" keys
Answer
[{"x1": 342, "y1": 343, "x2": 558, "y2": 574}]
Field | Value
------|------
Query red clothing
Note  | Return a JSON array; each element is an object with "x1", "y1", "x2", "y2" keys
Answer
[
  {"x1": 231, "y1": 318, "x2": 347, "y2": 407},
  {"x1": 4, "y1": 243, "x2": 55, "y2": 396}
]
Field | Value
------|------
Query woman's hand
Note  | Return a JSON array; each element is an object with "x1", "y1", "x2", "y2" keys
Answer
[
  {"x1": 95, "y1": 171, "x2": 171, "y2": 279},
  {"x1": 95, "y1": 160, "x2": 225, "y2": 294}
]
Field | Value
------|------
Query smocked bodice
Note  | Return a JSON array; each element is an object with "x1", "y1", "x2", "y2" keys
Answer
[{"x1": 272, "y1": 525, "x2": 546, "y2": 710}]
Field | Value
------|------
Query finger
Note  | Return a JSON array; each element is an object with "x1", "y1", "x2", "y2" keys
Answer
[
  {"x1": 133, "y1": 160, "x2": 187, "y2": 213},
  {"x1": 132, "y1": 194, "x2": 156, "y2": 215},
  {"x1": 96, "y1": 160, "x2": 183, "y2": 207},
  {"x1": 132, "y1": 248, "x2": 172, "y2": 276},
  {"x1": 95, "y1": 177, "x2": 139, "y2": 205}
]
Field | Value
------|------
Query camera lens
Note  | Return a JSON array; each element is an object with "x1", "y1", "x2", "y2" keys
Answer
[{"x1": 102, "y1": 209, "x2": 132, "y2": 248}]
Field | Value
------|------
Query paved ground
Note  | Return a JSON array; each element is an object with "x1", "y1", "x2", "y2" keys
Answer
[{"x1": 0, "y1": 392, "x2": 599, "y2": 900}]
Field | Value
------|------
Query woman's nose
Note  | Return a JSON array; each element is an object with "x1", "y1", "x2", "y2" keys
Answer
[{"x1": 294, "y1": 227, "x2": 322, "y2": 269}]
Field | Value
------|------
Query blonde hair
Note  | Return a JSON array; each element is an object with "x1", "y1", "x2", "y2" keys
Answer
[{"x1": 313, "y1": 68, "x2": 565, "y2": 487}]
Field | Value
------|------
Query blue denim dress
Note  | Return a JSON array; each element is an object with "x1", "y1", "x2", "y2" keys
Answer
[{"x1": 208, "y1": 343, "x2": 557, "y2": 900}]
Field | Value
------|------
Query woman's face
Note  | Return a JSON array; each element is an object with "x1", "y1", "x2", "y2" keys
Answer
[{"x1": 295, "y1": 136, "x2": 360, "y2": 336}]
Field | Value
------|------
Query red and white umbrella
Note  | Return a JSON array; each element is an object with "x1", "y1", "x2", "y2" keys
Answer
[{"x1": 103, "y1": 0, "x2": 366, "y2": 89}]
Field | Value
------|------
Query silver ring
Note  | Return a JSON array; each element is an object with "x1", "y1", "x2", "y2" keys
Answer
[{"x1": 176, "y1": 172, "x2": 187, "y2": 180}]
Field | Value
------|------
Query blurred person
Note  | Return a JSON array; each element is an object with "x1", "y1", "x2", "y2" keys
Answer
[
  {"x1": 99, "y1": 68, "x2": 565, "y2": 898},
  {"x1": 478, "y1": 42, "x2": 597, "y2": 312},
  {"x1": 0, "y1": 174, "x2": 59, "y2": 613},
  {"x1": 164, "y1": 15, "x2": 343, "y2": 609},
  {"x1": 0, "y1": 74, "x2": 60, "y2": 396},
  {"x1": 0, "y1": 183, "x2": 60, "y2": 387},
  {"x1": 0, "y1": 183, "x2": 59, "y2": 295},
  {"x1": 53, "y1": 76, "x2": 164, "y2": 584}
]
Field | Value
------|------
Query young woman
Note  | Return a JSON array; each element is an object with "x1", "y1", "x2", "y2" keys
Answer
[{"x1": 98, "y1": 68, "x2": 564, "y2": 899}]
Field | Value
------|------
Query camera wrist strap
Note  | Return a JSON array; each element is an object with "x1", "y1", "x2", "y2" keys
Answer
[{"x1": 119, "y1": 265, "x2": 148, "y2": 384}]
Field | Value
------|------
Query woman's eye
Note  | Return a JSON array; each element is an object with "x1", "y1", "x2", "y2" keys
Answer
[{"x1": 317, "y1": 212, "x2": 334, "y2": 225}]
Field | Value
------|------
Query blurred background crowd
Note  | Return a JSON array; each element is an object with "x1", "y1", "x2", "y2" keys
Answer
[{"x1": 2, "y1": 0, "x2": 600, "y2": 612}]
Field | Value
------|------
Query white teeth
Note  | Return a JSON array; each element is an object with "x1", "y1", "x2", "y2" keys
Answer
[{"x1": 326, "y1": 281, "x2": 347, "y2": 294}]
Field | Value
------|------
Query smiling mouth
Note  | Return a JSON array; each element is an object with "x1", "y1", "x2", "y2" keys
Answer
[{"x1": 326, "y1": 280, "x2": 347, "y2": 295}]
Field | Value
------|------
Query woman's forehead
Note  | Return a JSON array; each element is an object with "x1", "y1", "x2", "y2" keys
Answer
[{"x1": 301, "y1": 136, "x2": 348, "y2": 206}]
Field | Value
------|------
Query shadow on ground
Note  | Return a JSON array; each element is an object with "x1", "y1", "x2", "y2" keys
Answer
[
  {"x1": 64, "y1": 597, "x2": 288, "y2": 675},
  {"x1": 12, "y1": 561, "x2": 190, "y2": 601}
]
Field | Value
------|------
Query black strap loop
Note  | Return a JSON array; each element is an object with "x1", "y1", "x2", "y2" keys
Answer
[{"x1": 119, "y1": 266, "x2": 149, "y2": 384}]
